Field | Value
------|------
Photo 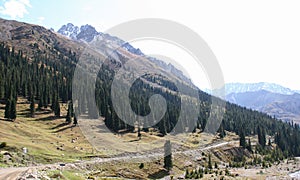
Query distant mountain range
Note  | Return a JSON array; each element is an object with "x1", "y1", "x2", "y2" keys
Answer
[
  {"x1": 223, "y1": 82, "x2": 297, "y2": 95},
  {"x1": 207, "y1": 82, "x2": 300, "y2": 124}
]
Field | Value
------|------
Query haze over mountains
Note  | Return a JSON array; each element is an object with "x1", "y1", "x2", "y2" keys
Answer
[{"x1": 212, "y1": 82, "x2": 300, "y2": 124}]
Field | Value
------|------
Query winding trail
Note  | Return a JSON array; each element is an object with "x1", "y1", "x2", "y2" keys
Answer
[{"x1": 0, "y1": 140, "x2": 233, "y2": 179}]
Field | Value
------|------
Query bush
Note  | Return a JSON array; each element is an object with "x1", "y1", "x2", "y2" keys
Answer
[
  {"x1": 0, "y1": 142, "x2": 7, "y2": 148},
  {"x1": 139, "y1": 163, "x2": 144, "y2": 169}
]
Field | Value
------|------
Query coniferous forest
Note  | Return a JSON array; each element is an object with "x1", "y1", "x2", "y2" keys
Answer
[{"x1": 0, "y1": 42, "x2": 300, "y2": 157}]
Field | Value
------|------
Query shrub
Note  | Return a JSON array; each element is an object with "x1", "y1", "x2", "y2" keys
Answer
[
  {"x1": 0, "y1": 142, "x2": 7, "y2": 148},
  {"x1": 139, "y1": 163, "x2": 144, "y2": 169}
]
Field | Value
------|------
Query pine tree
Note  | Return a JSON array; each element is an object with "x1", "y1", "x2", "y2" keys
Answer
[
  {"x1": 38, "y1": 98, "x2": 43, "y2": 110},
  {"x1": 164, "y1": 140, "x2": 172, "y2": 171},
  {"x1": 240, "y1": 130, "x2": 246, "y2": 148},
  {"x1": 73, "y1": 115, "x2": 78, "y2": 126},
  {"x1": 246, "y1": 138, "x2": 252, "y2": 152},
  {"x1": 66, "y1": 101, "x2": 72, "y2": 124},
  {"x1": 208, "y1": 153, "x2": 213, "y2": 169},
  {"x1": 218, "y1": 125, "x2": 226, "y2": 138},
  {"x1": 257, "y1": 126, "x2": 266, "y2": 148},
  {"x1": 4, "y1": 99, "x2": 11, "y2": 119},
  {"x1": 185, "y1": 169, "x2": 189, "y2": 179},
  {"x1": 10, "y1": 98, "x2": 16, "y2": 121},
  {"x1": 30, "y1": 94, "x2": 35, "y2": 117},
  {"x1": 261, "y1": 127, "x2": 266, "y2": 147},
  {"x1": 54, "y1": 98, "x2": 60, "y2": 117}
]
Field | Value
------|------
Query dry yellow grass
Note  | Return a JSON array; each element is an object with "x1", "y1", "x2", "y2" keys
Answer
[{"x1": 0, "y1": 97, "x2": 98, "y2": 164}]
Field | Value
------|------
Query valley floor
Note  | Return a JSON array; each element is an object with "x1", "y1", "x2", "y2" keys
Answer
[{"x1": 1, "y1": 97, "x2": 300, "y2": 179}]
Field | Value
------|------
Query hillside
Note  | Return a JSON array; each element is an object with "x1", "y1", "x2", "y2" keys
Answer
[
  {"x1": 0, "y1": 18, "x2": 85, "y2": 61},
  {"x1": 0, "y1": 17, "x2": 299, "y2": 151},
  {"x1": 211, "y1": 82, "x2": 300, "y2": 124},
  {"x1": 0, "y1": 18, "x2": 300, "y2": 179},
  {"x1": 227, "y1": 90, "x2": 300, "y2": 123}
]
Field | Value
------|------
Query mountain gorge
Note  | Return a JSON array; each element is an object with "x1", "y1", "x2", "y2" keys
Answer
[{"x1": 0, "y1": 17, "x2": 300, "y2": 162}]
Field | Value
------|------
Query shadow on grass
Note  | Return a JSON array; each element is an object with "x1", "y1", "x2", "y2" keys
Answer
[
  {"x1": 51, "y1": 122, "x2": 69, "y2": 130},
  {"x1": 50, "y1": 120, "x2": 76, "y2": 133},
  {"x1": 33, "y1": 115, "x2": 57, "y2": 121},
  {"x1": 52, "y1": 124, "x2": 76, "y2": 133},
  {"x1": 128, "y1": 139, "x2": 140, "y2": 142},
  {"x1": 148, "y1": 169, "x2": 169, "y2": 179},
  {"x1": 35, "y1": 110, "x2": 53, "y2": 115},
  {"x1": 0, "y1": 117, "x2": 13, "y2": 122}
]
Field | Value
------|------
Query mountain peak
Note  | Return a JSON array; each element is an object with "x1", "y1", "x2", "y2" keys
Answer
[
  {"x1": 58, "y1": 23, "x2": 100, "y2": 42},
  {"x1": 57, "y1": 23, "x2": 144, "y2": 56},
  {"x1": 57, "y1": 23, "x2": 80, "y2": 40}
]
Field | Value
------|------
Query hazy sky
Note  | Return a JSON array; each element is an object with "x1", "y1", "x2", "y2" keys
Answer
[{"x1": 1, "y1": 0, "x2": 300, "y2": 90}]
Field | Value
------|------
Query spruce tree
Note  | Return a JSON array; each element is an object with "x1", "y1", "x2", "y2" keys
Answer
[
  {"x1": 10, "y1": 98, "x2": 16, "y2": 121},
  {"x1": 246, "y1": 138, "x2": 252, "y2": 152},
  {"x1": 73, "y1": 115, "x2": 78, "y2": 126},
  {"x1": 30, "y1": 94, "x2": 35, "y2": 118},
  {"x1": 257, "y1": 126, "x2": 266, "y2": 148},
  {"x1": 66, "y1": 101, "x2": 72, "y2": 124},
  {"x1": 4, "y1": 99, "x2": 11, "y2": 119},
  {"x1": 240, "y1": 130, "x2": 246, "y2": 148},
  {"x1": 54, "y1": 98, "x2": 60, "y2": 117},
  {"x1": 208, "y1": 153, "x2": 213, "y2": 169},
  {"x1": 164, "y1": 140, "x2": 172, "y2": 171},
  {"x1": 38, "y1": 98, "x2": 43, "y2": 110}
]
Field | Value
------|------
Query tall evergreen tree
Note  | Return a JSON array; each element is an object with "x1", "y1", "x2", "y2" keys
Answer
[
  {"x1": 4, "y1": 99, "x2": 11, "y2": 119},
  {"x1": 246, "y1": 138, "x2": 252, "y2": 152},
  {"x1": 10, "y1": 98, "x2": 17, "y2": 121},
  {"x1": 73, "y1": 115, "x2": 78, "y2": 126},
  {"x1": 257, "y1": 126, "x2": 266, "y2": 148},
  {"x1": 164, "y1": 140, "x2": 172, "y2": 171},
  {"x1": 66, "y1": 101, "x2": 73, "y2": 124},
  {"x1": 30, "y1": 94, "x2": 35, "y2": 118},
  {"x1": 208, "y1": 153, "x2": 213, "y2": 169},
  {"x1": 240, "y1": 130, "x2": 246, "y2": 148},
  {"x1": 54, "y1": 98, "x2": 60, "y2": 117}
]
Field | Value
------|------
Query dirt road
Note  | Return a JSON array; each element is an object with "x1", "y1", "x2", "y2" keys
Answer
[
  {"x1": 0, "y1": 140, "x2": 232, "y2": 179},
  {"x1": 0, "y1": 167, "x2": 29, "y2": 180}
]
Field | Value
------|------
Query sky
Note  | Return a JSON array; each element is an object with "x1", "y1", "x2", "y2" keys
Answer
[{"x1": 1, "y1": 0, "x2": 300, "y2": 90}]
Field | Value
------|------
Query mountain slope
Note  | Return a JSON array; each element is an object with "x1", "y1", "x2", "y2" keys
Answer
[
  {"x1": 216, "y1": 82, "x2": 300, "y2": 123},
  {"x1": 0, "y1": 18, "x2": 300, "y2": 158},
  {"x1": 0, "y1": 18, "x2": 86, "y2": 60},
  {"x1": 227, "y1": 90, "x2": 300, "y2": 123}
]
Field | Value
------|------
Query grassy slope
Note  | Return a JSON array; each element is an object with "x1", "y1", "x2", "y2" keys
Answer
[
  {"x1": 0, "y1": 96, "x2": 217, "y2": 166},
  {"x1": 0, "y1": 97, "x2": 99, "y2": 165}
]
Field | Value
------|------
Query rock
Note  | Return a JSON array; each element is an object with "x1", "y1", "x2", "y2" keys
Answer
[
  {"x1": 26, "y1": 173, "x2": 38, "y2": 179},
  {"x1": 184, "y1": 161, "x2": 193, "y2": 167}
]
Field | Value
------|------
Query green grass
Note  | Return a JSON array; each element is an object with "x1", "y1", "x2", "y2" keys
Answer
[{"x1": 47, "y1": 170, "x2": 85, "y2": 180}]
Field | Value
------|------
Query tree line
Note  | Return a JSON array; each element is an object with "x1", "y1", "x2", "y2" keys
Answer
[{"x1": 0, "y1": 43, "x2": 300, "y2": 157}]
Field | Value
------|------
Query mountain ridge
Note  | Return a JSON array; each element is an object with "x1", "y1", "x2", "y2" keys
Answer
[
  {"x1": 221, "y1": 82, "x2": 297, "y2": 95},
  {"x1": 212, "y1": 82, "x2": 300, "y2": 124},
  {"x1": 57, "y1": 22, "x2": 193, "y2": 87}
]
